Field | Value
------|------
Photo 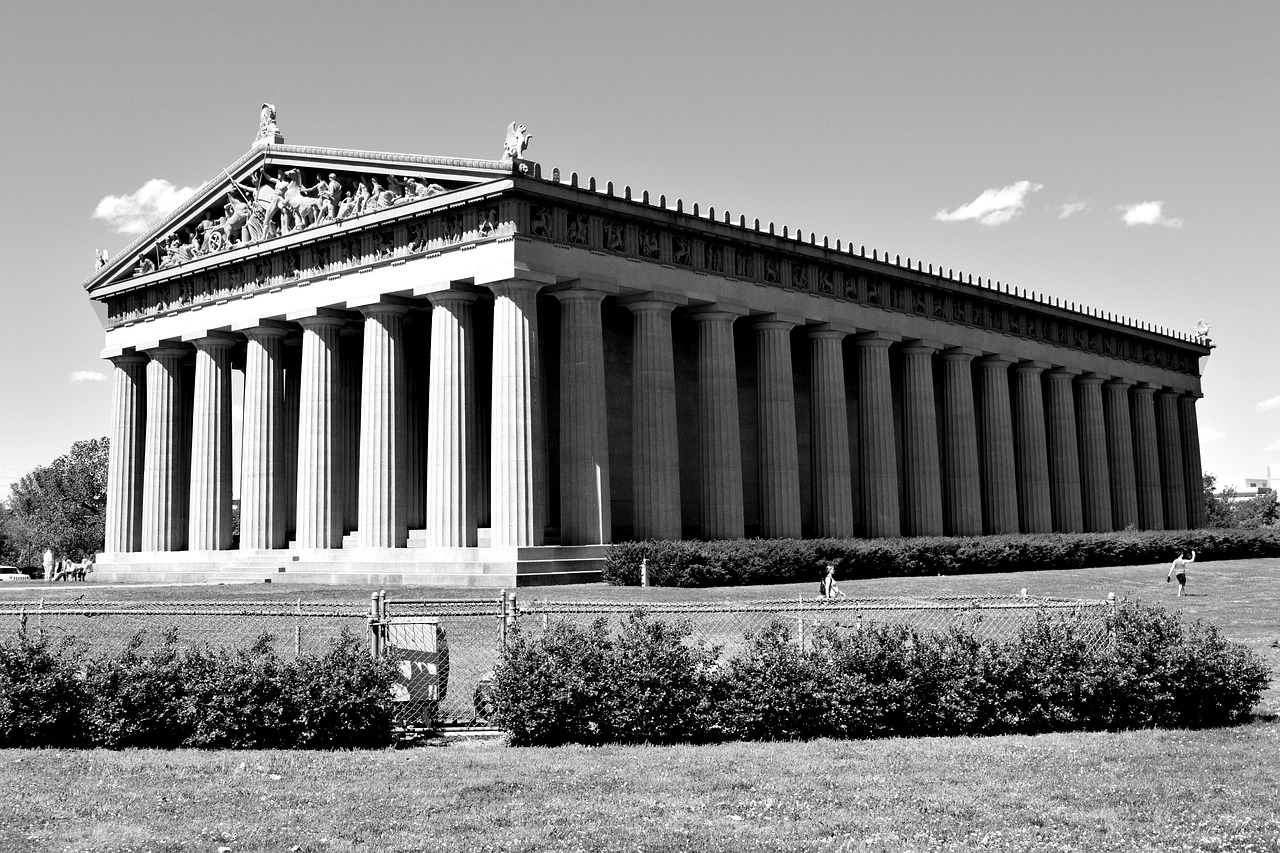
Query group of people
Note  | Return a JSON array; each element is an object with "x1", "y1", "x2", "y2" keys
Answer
[{"x1": 40, "y1": 548, "x2": 92, "y2": 583}]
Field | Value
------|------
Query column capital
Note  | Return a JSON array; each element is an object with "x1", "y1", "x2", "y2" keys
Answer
[
  {"x1": 552, "y1": 287, "x2": 608, "y2": 306},
  {"x1": 623, "y1": 298, "x2": 680, "y2": 316},
  {"x1": 1179, "y1": 390, "x2": 1204, "y2": 401},
  {"x1": 1046, "y1": 366, "x2": 1083, "y2": 381},
  {"x1": 901, "y1": 341, "x2": 940, "y2": 356},
  {"x1": 108, "y1": 352, "x2": 149, "y2": 366},
  {"x1": 807, "y1": 327, "x2": 848, "y2": 342},
  {"x1": 1155, "y1": 388, "x2": 1182, "y2": 400},
  {"x1": 940, "y1": 346, "x2": 981, "y2": 361},
  {"x1": 427, "y1": 289, "x2": 481, "y2": 309},
  {"x1": 142, "y1": 343, "x2": 189, "y2": 360},
  {"x1": 1012, "y1": 359, "x2": 1052, "y2": 374},
  {"x1": 357, "y1": 301, "x2": 413, "y2": 320},
  {"x1": 854, "y1": 331, "x2": 898, "y2": 348},
  {"x1": 1132, "y1": 382, "x2": 1159, "y2": 397},
  {"x1": 977, "y1": 355, "x2": 1015, "y2": 369},
  {"x1": 233, "y1": 318, "x2": 293, "y2": 336},
  {"x1": 619, "y1": 293, "x2": 686, "y2": 311},
  {"x1": 188, "y1": 334, "x2": 238, "y2": 352},
  {"x1": 1076, "y1": 373, "x2": 1107, "y2": 387},
  {"x1": 295, "y1": 314, "x2": 349, "y2": 332},
  {"x1": 1104, "y1": 377, "x2": 1136, "y2": 390},
  {"x1": 688, "y1": 303, "x2": 750, "y2": 321},
  {"x1": 753, "y1": 317, "x2": 798, "y2": 332}
]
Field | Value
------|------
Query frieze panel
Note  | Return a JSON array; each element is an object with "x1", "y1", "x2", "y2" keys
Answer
[
  {"x1": 638, "y1": 228, "x2": 660, "y2": 260},
  {"x1": 790, "y1": 262, "x2": 809, "y2": 292},
  {"x1": 566, "y1": 212, "x2": 589, "y2": 245},
  {"x1": 734, "y1": 250, "x2": 755, "y2": 279},
  {"x1": 705, "y1": 242, "x2": 725, "y2": 274},
  {"x1": 762, "y1": 255, "x2": 780, "y2": 285},
  {"x1": 603, "y1": 220, "x2": 625, "y2": 253},
  {"x1": 672, "y1": 236, "x2": 693, "y2": 267},
  {"x1": 817, "y1": 268, "x2": 835, "y2": 296}
]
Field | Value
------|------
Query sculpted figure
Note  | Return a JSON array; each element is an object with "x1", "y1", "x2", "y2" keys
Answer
[
  {"x1": 336, "y1": 192, "x2": 357, "y2": 221},
  {"x1": 307, "y1": 172, "x2": 343, "y2": 221},
  {"x1": 255, "y1": 103, "x2": 282, "y2": 145},
  {"x1": 134, "y1": 257, "x2": 156, "y2": 276},
  {"x1": 94, "y1": 249, "x2": 109, "y2": 270},
  {"x1": 277, "y1": 168, "x2": 324, "y2": 231},
  {"x1": 353, "y1": 178, "x2": 371, "y2": 214},
  {"x1": 501, "y1": 122, "x2": 532, "y2": 162}
]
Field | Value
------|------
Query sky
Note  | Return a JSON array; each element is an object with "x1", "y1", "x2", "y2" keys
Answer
[{"x1": 1, "y1": 0, "x2": 1277, "y2": 495}]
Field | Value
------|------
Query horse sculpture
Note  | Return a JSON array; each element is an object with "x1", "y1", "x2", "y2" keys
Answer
[{"x1": 277, "y1": 169, "x2": 325, "y2": 231}]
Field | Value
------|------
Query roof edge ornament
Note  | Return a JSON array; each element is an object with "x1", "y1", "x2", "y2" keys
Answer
[
  {"x1": 253, "y1": 103, "x2": 284, "y2": 148},
  {"x1": 500, "y1": 122, "x2": 532, "y2": 166}
]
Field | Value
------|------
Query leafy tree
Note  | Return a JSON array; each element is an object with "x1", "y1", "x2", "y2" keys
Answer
[
  {"x1": 5, "y1": 438, "x2": 109, "y2": 560},
  {"x1": 1203, "y1": 472, "x2": 1279, "y2": 530}
]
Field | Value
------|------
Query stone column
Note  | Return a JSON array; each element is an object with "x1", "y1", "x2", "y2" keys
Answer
[
  {"x1": 1131, "y1": 383, "x2": 1164, "y2": 530},
  {"x1": 1103, "y1": 379, "x2": 1139, "y2": 530},
  {"x1": 187, "y1": 337, "x2": 234, "y2": 551},
  {"x1": 627, "y1": 299, "x2": 682, "y2": 540},
  {"x1": 424, "y1": 291, "x2": 479, "y2": 547},
  {"x1": 808, "y1": 329, "x2": 854, "y2": 538},
  {"x1": 490, "y1": 280, "x2": 547, "y2": 546},
  {"x1": 938, "y1": 349, "x2": 982, "y2": 536},
  {"x1": 357, "y1": 303, "x2": 410, "y2": 548},
  {"x1": 1179, "y1": 393, "x2": 1206, "y2": 529},
  {"x1": 1010, "y1": 361, "x2": 1052, "y2": 534},
  {"x1": 405, "y1": 313, "x2": 430, "y2": 533},
  {"x1": 900, "y1": 343, "x2": 943, "y2": 536},
  {"x1": 1075, "y1": 374, "x2": 1113, "y2": 532},
  {"x1": 282, "y1": 337, "x2": 301, "y2": 543},
  {"x1": 1045, "y1": 368, "x2": 1084, "y2": 533},
  {"x1": 977, "y1": 357, "x2": 1018, "y2": 534},
  {"x1": 239, "y1": 326, "x2": 288, "y2": 550},
  {"x1": 557, "y1": 288, "x2": 613, "y2": 545},
  {"x1": 141, "y1": 345, "x2": 188, "y2": 552},
  {"x1": 855, "y1": 334, "x2": 899, "y2": 538},
  {"x1": 339, "y1": 325, "x2": 363, "y2": 535},
  {"x1": 755, "y1": 319, "x2": 802, "y2": 539},
  {"x1": 1156, "y1": 390, "x2": 1188, "y2": 529},
  {"x1": 692, "y1": 310, "x2": 745, "y2": 540},
  {"x1": 293, "y1": 315, "x2": 344, "y2": 549},
  {"x1": 105, "y1": 354, "x2": 147, "y2": 553}
]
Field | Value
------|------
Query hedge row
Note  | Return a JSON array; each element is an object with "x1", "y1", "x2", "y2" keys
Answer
[
  {"x1": 602, "y1": 529, "x2": 1280, "y2": 588},
  {"x1": 491, "y1": 604, "x2": 1270, "y2": 746},
  {"x1": 0, "y1": 629, "x2": 397, "y2": 749}
]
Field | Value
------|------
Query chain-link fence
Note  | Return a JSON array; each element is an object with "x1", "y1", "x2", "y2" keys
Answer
[{"x1": 1, "y1": 592, "x2": 1113, "y2": 731}]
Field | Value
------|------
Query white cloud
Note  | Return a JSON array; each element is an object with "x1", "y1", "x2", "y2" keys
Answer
[
  {"x1": 92, "y1": 178, "x2": 198, "y2": 235},
  {"x1": 1118, "y1": 200, "x2": 1183, "y2": 228},
  {"x1": 935, "y1": 181, "x2": 1044, "y2": 226},
  {"x1": 70, "y1": 370, "x2": 107, "y2": 384},
  {"x1": 1266, "y1": 438, "x2": 1280, "y2": 453},
  {"x1": 1256, "y1": 396, "x2": 1280, "y2": 412},
  {"x1": 1058, "y1": 201, "x2": 1089, "y2": 219},
  {"x1": 1199, "y1": 427, "x2": 1227, "y2": 442}
]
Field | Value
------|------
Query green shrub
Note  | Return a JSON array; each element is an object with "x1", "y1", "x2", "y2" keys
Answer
[
  {"x1": 603, "y1": 530, "x2": 1280, "y2": 588},
  {"x1": 288, "y1": 631, "x2": 397, "y2": 749},
  {"x1": 83, "y1": 628, "x2": 196, "y2": 749},
  {"x1": 0, "y1": 634, "x2": 89, "y2": 748},
  {"x1": 491, "y1": 603, "x2": 1270, "y2": 746}
]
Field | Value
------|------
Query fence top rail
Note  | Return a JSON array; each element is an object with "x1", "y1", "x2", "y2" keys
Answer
[
  {"x1": 0, "y1": 606, "x2": 371, "y2": 618},
  {"x1": 0, "y1": 599, "x2": 367, "y2": 610},
  {"x1": 514, "y1": 596, "x2": 1111, "y2": 614}
]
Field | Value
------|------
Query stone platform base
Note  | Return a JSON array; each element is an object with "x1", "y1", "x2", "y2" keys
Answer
[{"x1": 90, "y1": 543, "x2": 607, "y2": 587}]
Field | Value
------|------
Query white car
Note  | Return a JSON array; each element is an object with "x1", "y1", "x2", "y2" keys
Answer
[{"x1": 0, "y1": 565, "x2": 29, "y2": 581}]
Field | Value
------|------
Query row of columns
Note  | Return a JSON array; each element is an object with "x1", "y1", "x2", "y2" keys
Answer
[{"x1": 104, "y1": 282, "x2": 1206, "y2": 554}]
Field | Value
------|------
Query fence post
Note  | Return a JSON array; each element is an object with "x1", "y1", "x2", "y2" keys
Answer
[
  {"x1": 507, "y1": 591, "x2": 518, "y2": 641},
  {"x1": 499, "y1": 588, "x2": 508, "y2": 649},
  {"x1": 38, "y1": 597, "x2": 45, "y2": 640},
  {"x1": 294, "y1": 597, "x2": 302, "y2": 658},
  {"x1": 797, "y1": 593, "x2": 804, "y2": 650},
  {"x1": 368, "y1": 592, "x2": 380, "y2": 659},
  {"x1": 640, "y1": 557, "x2": 648, "y2": 587}
]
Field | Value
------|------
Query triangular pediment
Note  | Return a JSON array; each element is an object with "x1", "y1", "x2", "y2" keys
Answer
[{"x1": 86, "y1": 143, "x2": 520, "y2": 293}]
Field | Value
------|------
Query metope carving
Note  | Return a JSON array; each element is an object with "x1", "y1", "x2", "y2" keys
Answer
[
  {"x1": 478, "y1": 206, "x2": 499, "y2": 237},
  {"x1": 734, "y1": 250, "x2": 754, "y2": 278},
  {"x1": 762, "y1": 255, "x2": 780, "y2": 284},
  {"x1": 530, "y1": 207, "x2": 553, "y2": 239},
  {"x1": 818, "y1": 268, "x2": 834, "y2": 296},
  {"x1": 705, "y1": 243, "x2": 724, "y2": 273},
  {"x1": 567, "y1": 213, "x2": 589, "y2": 245},
  {"x1": 790, "y1": 263, "x2": 808, "y2": 291},
  {"x1": 603, "y1": 221, "x2": 625, "y2": 253},
  {"x1": 673, "y1": 237, "x2": 692, "y2": 267}
]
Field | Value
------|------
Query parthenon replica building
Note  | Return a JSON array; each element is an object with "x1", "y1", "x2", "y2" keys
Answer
[{"x1": 85, "y1": 109, "x2": 1211, "y2": 585}]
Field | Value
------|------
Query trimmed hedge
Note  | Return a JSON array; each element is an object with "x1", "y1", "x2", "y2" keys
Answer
[
  {"x1": 491, "y1": 603, "x2": 1270, "y2": 746},
  {"x1": 0, "y1": 630, "x2": 397, "y2": 750},
  {"x1": 602, "y1": 529, "x2": 1280, "y2": 588}
]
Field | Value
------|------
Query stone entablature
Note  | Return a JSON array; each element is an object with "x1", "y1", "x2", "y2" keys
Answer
[{"x1": 508, "y1": 176, "x2": 1211, "y2": 377}]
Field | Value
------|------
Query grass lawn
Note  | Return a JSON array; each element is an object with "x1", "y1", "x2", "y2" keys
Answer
[{"x1": 2, "y1": 557, "x2": 1277, "y2": 851}]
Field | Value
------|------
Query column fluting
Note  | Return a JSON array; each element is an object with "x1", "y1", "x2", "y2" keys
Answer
[
  {"x1": 855, "y1": 334, "x2": 899, "y2": 538},
  {"x1": 901, "y1": 343, "x2": 943, "y2": 536},
  {"x1": 187, "y1": 337, "x2": 234, "y2": 551},
  {"x1": 105, "y1": 354, "x2": 147, "y2": 553},
  {"x1": 978, "y1": 357, "x2": 1019, "y2": 534},
  {"x1": 405, "y1": 314, "x2": 430, "y2": 533},
  {"x1": 1131, "y1": 384, "x2": 1164, "y2": 530},
  {"x1": 1103, "y1": 379, "x2": 1139, "y2": 530},
  {"x1": 1010, "y1": 361, "x2": 1052, "y2": 533},
  {"x1": 424, "y1": 291, "x2": 479, "y2": 547},
  {"x1": 1076, "y1": 375, "x2": 1113, "y2": 532},
  {"x1": 755, "y1": 319, "x2": 802, "y2": 539},
  {"x1": 557, "y1": 288, "x2": 613, "y2": 545},
  {"x1": 1156, "y1": 390, "x2": 1188, "y2": 529},
  {"x1": 282, "y1": 338, "x2": 301, "y2": 543},
  {"x1": 141, "y1": 345, "x2": 188, "y2": 552},
  {"x1": 490, "y1": 280, "x2": 547, "y2": 546},
  {"x1": 294, "y1": 316, "x2": 344, "y2": 549},
  {"x1": 239, "y1": 326, "x2": 288, "y2": 550},
  {"x1": 339, "y1": 325, "x2": 362, "y2": 535},
  {"x1": 693, "y1": 311, "x2": 745, "y2": 540},
  {"x1": 1045, "y1": 368, "x2": 1084, "y2": 533},
  {"x1": 357, "y1": 303, "x2": 410, "y2": 548},
  {"x1": 627, "y1": 299, "x2": 682, "y2": 540},
  {"x1": 1179, "y1": 394, "x2": 1206, "y2": 529},
  {"x1": 809, "y1": 329, "x2": 854, "y2": 538},
  {"x1": 939, "y1": 349, "x2": 983, "y2": 536}
]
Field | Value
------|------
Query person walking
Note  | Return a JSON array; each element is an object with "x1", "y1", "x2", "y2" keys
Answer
[
  {"x1": 820, "y1": 564, "x2": 846, "y2": 599},
  {"x1": 1167, "y1": 549, "x2": 1196, "y2": 596}
]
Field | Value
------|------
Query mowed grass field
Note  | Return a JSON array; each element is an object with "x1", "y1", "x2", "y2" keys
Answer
[{"x1": 2, "y1": 557, "x2": 1278, "y2": 852}]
